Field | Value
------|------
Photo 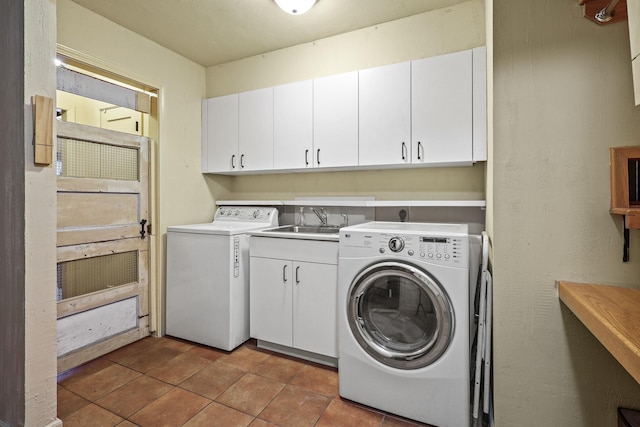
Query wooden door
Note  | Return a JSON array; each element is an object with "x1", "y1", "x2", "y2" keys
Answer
[{"x1": 56, "y1": 120, "x2": 150, "y2": 372}]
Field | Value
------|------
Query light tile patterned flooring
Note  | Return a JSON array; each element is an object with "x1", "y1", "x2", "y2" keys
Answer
[{"x1": 57, "y1": 336, "x2": 431, "y2": 427}]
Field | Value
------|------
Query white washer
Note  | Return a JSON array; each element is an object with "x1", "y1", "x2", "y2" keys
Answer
[
  {"x1": 166, "y1": 206, "x2": 278, "y2": 351},
  {"x1": 338, "y1": 221, "x2": 477, "y2": 427}
]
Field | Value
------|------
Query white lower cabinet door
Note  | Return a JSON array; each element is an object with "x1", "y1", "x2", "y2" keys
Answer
[
  {"x1": 292, "y1": 261, "x2": 338, "y2": 358},
  {"x1": 249, "y1": 257, "x2": 293, "y2": 347}
]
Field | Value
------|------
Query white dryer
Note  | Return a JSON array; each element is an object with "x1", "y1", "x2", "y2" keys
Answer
[
  {"x1": 338, "y1": 221, "x2": 477, "y2": 427},
  {"x1": 166, "y1": 206, "x2": 278, "y2": 351}
]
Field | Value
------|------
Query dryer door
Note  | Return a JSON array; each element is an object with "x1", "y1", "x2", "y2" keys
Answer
[{"x1": 347, "y1": 261, "x2": 454, "y2": 369}]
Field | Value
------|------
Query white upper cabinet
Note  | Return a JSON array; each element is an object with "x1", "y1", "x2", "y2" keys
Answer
[
  {"x1": 628, "y1": 0, "x2": 640, "y2": 105},
  {"x1": 238, "y1": 87, "x2": 274, "y2": 172},
  {"x1": 412, "y1": 50, "x2": 473, "y2": 165},
  {"x1": 359, "y1": 62, "x2": 412, "y2": 166},
  {"x1": 313, "y1": 71, "x2": 359, "y2": 168},
  {"x1": 202, "y1": 47, "x2": 487, "y2": 174},
  {"x1": 201, "y1": 94, "x2": 239, "y2": 173},
  {"x1": 273, "y1": 80, "x2": 313, "y2": 169},
  {"x1": 472, "y1": 46, "x2": 488, "y2": 161}
]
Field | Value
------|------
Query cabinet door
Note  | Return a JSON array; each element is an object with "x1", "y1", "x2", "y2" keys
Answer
[
  {"x1": 202, "y1": 95, "x2": 239, "y2": 173},
  {"x1": 313, "y1": 71, "x2": 358, "y2": 168},
  {"x1": 412, "y1": 50, "x2": 472, "y2": 165},
  {"x1": 249, "y1": 257, "x2": 293, "y2": 347},
  {"x1": 274, "y1": 80, "x2": 313, "y2": 170},
  {"x1": 239, "y1": 87, "x2": 274, "y2": 171},
  {"x1": 359, "y1": 62, "x2": 411, "y2": 166},
  {"x1": 472, "y1": 47, "x2": 487, "y2": 161},
  {"x1": 292, "y1": 261, "x2": 338, "y2": 358}
]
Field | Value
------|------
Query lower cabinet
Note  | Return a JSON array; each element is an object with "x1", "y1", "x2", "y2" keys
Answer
[{"x1": 249, "y1": 238, "x2": 338, "y2": 358}]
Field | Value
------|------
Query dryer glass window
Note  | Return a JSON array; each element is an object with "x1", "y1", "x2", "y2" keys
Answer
[{"x1": 348, "y1": 262, "x2": 453, "y2": 369}]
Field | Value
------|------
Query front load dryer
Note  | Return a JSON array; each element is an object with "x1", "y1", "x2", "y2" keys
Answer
[{"x1": 338, "y1": 221, "x2": 473, "y2": 427}]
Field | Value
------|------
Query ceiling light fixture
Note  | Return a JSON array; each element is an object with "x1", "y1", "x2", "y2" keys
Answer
[{"x1": 274, "y1": 0, "x2": 317, "y2": 15}]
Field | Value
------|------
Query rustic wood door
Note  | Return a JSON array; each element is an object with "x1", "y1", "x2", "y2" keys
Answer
[{"x1": 56, "y1": 120, "x2": 150, "y2": 372}]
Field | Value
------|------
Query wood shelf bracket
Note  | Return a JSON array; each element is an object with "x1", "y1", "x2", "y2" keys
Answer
[{"x1": 624, "y1": 225, "x2": 630, "y2": 262}]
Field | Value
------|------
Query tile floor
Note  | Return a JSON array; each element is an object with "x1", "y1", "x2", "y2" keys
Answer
[{"x1": 57, "y1": 336, "x2": 431, "y2": 427}]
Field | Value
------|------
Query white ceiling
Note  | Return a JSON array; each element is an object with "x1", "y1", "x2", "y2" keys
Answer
[{"x1": 70, "y1": 0, "x2": 467, "y2": 67}]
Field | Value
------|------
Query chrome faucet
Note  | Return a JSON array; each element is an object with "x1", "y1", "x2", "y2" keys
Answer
[
  {"x1": 340, "y1": 213, "x2": 349, "y2": 227},
  {"x1": 311, "y1": 207, "x2": 328, "y2": 226}
]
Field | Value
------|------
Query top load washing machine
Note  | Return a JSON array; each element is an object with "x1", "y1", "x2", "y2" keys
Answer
[
  {"x1": 338, "y1": 221, "x2": 479, "y2": 427},
  {"x1": 166, "y1": 206, "x2": 278, "y2": 351}
]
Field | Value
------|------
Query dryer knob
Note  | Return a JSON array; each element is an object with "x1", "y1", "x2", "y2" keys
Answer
[{"x1": 388, "y1": 237, "x2": 405, "y2": 253}]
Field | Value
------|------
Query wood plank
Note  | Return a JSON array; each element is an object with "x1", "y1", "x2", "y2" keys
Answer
[
  {"x1": 57, "y1": 282, "x2": 140, "y2": 319},
  {"x1": 57, "y1": 238, "x2": 145, "y2": 263},
  {"x1": 138, "y1": 249, "x2": 150, "y2": 318},
  {"x1": 558, "y1": 281, "x2": 640, "y2": 383},
  {"x1": 57, "y1": 225, "x2": 140, "y2": 247},
  {"x1": 57, "y1": 296, "x2": 138, "y2": 356},
  {"x1": 57, "y1": 66, "x2": 151, "y2": 114},
  {"x1": 57, "y1": 177, "x2": 140, "y2": 193},
  {"x1": 57, "y1": 326, "x2": 149, "y2": 374},
  {"x1": 57, "y1": 192, "x2": 139, "y2": 229},
  {"x1": 33, "y1": 95, "x2": 53, "y2": 165},
  {"x1": 57, "y1": 120, "x2": 147, "y2": 149}
]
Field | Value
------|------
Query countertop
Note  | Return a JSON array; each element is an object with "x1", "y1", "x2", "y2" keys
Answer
[
  {"x1": 558, "y1": 281, "x2": 640, "y2": 383},
  {"x1": 217, "y1": 199, "x2": 486, "y2": 208}
]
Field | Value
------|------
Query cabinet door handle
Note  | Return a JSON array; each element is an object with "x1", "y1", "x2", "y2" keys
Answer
[
  {"x1": 283, "y1": 264, "x2": 287, "y2": 283},
  {"x1": 240, "y1": 154, "x2": 245, "y2": 169},
  {"x1": 317, "y1": 149, "x2": 320, "y2": 166},
  {"x1": 401, "y1": 142, "x2": 407, "y2": 161},
  {"x1": 295, "y1": 266, "x2": 300, "y2": 284},
  {"x1": 231, "y1": 154, "x2": 236, "y2": 169},
  {"x1": 417, "y1": 141, "x2": 422, "y2": 160},
  {"x1": 305, "y1": 149, "x2": 309, "y2": 166}
]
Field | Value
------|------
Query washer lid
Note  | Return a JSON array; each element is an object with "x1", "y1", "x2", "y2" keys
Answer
[
  {"x1": 168, "y1": 206, "x2": 279, "y2": 235},
  {"x1": 167, "y1": 222, "x2": 276, "y2": 236}
]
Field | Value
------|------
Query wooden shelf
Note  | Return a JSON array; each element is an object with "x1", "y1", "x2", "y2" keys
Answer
[
  {"x1": 580, "y1": 0, "x2": 628, "y2": 26},
  {"x1": 558, "y1": 281, "x2": 640, "y2": 383}
]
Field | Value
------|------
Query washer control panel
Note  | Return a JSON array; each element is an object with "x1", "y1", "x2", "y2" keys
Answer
[{"x1": 213, "y1": 206, "x2": 278, "y2": 224}]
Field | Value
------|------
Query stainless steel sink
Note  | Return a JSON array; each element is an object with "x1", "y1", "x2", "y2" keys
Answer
[{"x1": 264, "y1": 225, "x2": 340, "y2": 234}]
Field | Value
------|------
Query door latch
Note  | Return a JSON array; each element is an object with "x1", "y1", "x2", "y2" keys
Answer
[{"x1": 140, "y1": 219, "x2": 147, "y2": 239}]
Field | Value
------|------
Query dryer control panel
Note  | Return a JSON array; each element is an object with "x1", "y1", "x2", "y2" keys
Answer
[{"x1": 340, "y1": 223, "x2": 469, "y2": 268}]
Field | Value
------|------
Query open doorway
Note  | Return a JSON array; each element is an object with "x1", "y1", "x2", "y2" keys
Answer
[{"x1": 55, "y1": 54, "x2": 160, "y2": 372}]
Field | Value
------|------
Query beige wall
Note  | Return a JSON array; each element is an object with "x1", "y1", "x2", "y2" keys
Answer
[
  {"x1": 57, "y1": 0, "x2": 231, "y2": 334},
  {"x1": 205, "y1": 0, "x2": 486, "y2": 203},
  {"x1": 492, "y1": 1, "x2": 640, "y2": 426},
  {"x1": 24, "y1": 0, "x2": 60, "y2": 425}
]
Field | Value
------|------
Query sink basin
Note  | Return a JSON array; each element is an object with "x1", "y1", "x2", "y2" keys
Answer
[{"x1": 264, "y1": 225, "x2": 340, "y2": 234}]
